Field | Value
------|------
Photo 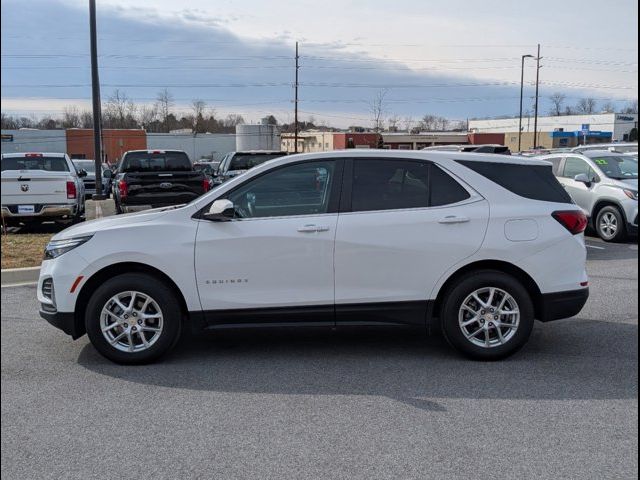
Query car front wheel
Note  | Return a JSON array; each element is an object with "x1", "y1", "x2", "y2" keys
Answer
[
  {"x1": 595, "y1": 206, "x2": 627, "y2": 242},
  {"x1": 441, "y1": 270, "x2": 535, "y2": 360},
  {"x1": 85, "y1": 273, "x2": 182, "y2": 364}
]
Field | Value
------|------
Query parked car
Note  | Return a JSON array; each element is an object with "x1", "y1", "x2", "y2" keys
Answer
[
  {"x1": 1, "y1": 152, "x2": 85, "y2": 227},
  {"x1": 423, "y1": 145, "x2": 511, "y2": 155},
  {"x1": 112, "y1": 150, "x2": 210, "y2": 214},
  {"x1": 193, "y1": 161, "x2": 219, "y2": 189},
  {"x1": 71, "y1": 159, "x2": 113, "y2": 199},
  {"x1": 572, "y1": 142, "x2": 638, "y2": 154},
  {"x1": 539, "y1": 150, "x2": 638, "y2": 241},
  {"x1": 38, "y1": 150, "x2": 589, "y2": 364},
  {"x1": 214, "y1": 150, "x2": 288, "y2": 185}
]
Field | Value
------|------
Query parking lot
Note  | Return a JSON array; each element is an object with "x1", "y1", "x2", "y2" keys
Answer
[{"x1": 1, "y1": 235, "x2": 637, "y2": 479}]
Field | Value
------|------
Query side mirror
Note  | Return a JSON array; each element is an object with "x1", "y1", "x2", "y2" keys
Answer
[
  {"x1": 78, "y1": 169, "x2": 88, "y2": 178},
  {"x1": 574, "y1": 173, "x2": 592, "y2": 186},
  {"x1": 103, "y1": 169, "x2": 112, "y2": 179},
  {"x1": 203, "y1": 199, "x2": 234, "y2": 221}
]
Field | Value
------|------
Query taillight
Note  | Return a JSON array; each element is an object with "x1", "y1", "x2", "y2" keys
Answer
[
  {"x1": 66, "y1": 181, "x2": 77, "y2": 199},
  {"x1": 26, "y1": 153, "x2": 43, "y2": 158},
  {"x1": 118, "y1": 180, "x2": 128, "y2": 199},
  {"x1": 552, "y1": 210, "x2": 588, "y2": 235},
  {"x1": 203, "y1": 178, "x2": 210, "y2": 192}
]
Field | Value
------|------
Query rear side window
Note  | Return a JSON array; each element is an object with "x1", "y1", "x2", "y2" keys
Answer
[
  {"x1": 350, "y1": 159, "x2": 470, "y2": 212},
  {"x1": 562, "y1": 157, "x2": 591, "y2": 178},
  {"x1": 121, "y1": 152, "x2": 192, "y2": 172},
  {"x1": 1, "y1": 156, "x2": 69, "y2": 172},
  {"x1": 228, "y1": 153, "x2": 286, "y2": 171},
  {"x1": 430, "y1": 166, "x2": 471, "y2": 206},
  {"x1": 457, "y1": 160, "x2": 572, "y2": 203},
  {"x1": 544, "y1": 156, "x2": 563, "y2": 175}
]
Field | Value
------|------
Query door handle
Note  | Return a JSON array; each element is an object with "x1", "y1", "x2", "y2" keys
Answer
[
  {"x1": 438, "y1": 216, "x2": 470, "y2": 224},
  {"x1": 297, "y1": 224, "x2": 330, "y2": 233}
]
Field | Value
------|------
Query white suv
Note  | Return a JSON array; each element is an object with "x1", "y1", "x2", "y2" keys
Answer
[{"x1": 38, "y1": 151, "x2": 589, "y2": 364}]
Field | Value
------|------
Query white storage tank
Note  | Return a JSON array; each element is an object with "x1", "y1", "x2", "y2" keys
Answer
[{"x1": 236, "y1": 124, "x2": 280, "y2": 151}]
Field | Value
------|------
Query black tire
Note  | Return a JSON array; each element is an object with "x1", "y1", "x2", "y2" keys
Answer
[
  {"x1": 440, "y1": 270, "x2": 535, "y2": 361},
  {"x1": 115, "y1": 199, "x2": 123, "y2": 214},
  {"x1": 85, "y1": 273, "x2": 182, "y2": 364},
  {"x1": 595, "y1": 205, "x2": 627, "y2": 242}
]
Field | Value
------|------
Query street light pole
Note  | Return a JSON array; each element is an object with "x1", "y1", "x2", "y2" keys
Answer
[
  {"x1": 532, "y1": 44, "x2": 542, "y2": 149},
  {"x1": 89, "y1": 0, "x2": 106, "y2": 200},
  {"x1": 518, "y1": 54, "x2": 534, "y2": 152},
  {"x1": 294, "y1": 41, "x2": 299, "y2": 153}
]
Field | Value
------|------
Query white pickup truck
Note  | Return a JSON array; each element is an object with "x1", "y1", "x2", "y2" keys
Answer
[{"x1": 1, "y1": 152, "x2": 86, "y2": 227}]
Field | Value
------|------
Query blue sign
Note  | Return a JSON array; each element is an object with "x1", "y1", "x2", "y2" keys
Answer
[{"x1": 581, "y1": 124, "x2": 590, "y2": 135}]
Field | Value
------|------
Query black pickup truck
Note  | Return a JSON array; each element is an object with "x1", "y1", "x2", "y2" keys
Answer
[{"x1": 113, "y1": 150, "x2": 210, "y2": 214}]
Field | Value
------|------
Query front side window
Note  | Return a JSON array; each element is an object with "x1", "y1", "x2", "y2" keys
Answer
[
  {"x1": 226, "y1": 161, "x2": 336, "y2": 219},
  {"x1": 562, "y1": 157, "x2": 591, "y2": 178}
]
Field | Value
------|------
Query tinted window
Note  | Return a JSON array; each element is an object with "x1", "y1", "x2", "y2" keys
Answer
[
  {"x1": 227, "y1": 161, "x2": 335, "y2": 218},
  {"x1": 430, "y1": 165, "x2": 471, "y2": 206},
  {"x1": 457, "y1": 160, "x2": 572, "y2": 204},
  {"x1": 352, "y1": 160, "x2": 430, "y2": 212},
  {"x1": 562, "y1": 157, "x2": 591, "y2": 178},
  {"x1": 544, "y1": 156, "x2": 563, "y2": 175},
  {"x1": 1, "y1": 156, "x2": 69, "y2": 172},
  {"x1": 121, "y1": 152, "x2": 192, "y2": 172},
  {"x1": 72, "y1": 160, "x2": 96, "y2": 172},
  {"x1": 228, "y1": 153, "x2": 286, "y2": 171}
]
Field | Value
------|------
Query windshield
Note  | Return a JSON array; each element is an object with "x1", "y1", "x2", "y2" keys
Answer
[
  {"x1": 229, "y1": 153, "x2": 285, "y2": 171},
  {"x1": 592, "y1": 155, "x2": 638, "y2": 179},
  {"x1": 1, "y1": 156, "x2": 69, "y2": 172},
  {"x1": 121, "y1": 152, "x2": 192, "y2": 173},
  {"x1": 72, "y1": 160, "x2": 96, "y2": 172}
]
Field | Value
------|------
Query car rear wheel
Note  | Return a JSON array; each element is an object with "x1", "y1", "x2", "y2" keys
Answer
[
  {"x1": 85, "y1": 273, "x2": 182, "y2": 364},
  {"x1": 595, "y1": 206, "x2": 627, "y2": 242},
  {"x1": 440, "y1": 270, "x2": 535, "y2": 360}
]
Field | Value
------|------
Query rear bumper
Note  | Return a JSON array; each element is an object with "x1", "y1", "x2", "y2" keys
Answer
[
  {"x1": 1, "y1": 204, "x2": 77, "y2": 219},
  {"x1": 538, "y1": 288, "x2": 589, "y2": 322}
]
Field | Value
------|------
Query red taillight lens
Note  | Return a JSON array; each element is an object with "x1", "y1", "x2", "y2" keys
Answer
[
  {"x1": 552, "y1": 210, "x2": 588, "y2": 235},
  {"x1": 26, "y1": 153, "x2": 43, "y2": 158},
  {"x1": 118, "y1": 180, "x2": 128, "y2": 198},
  {"x1": 66, "y1": 181, "x2": 77, "y2": 199},
  {"x1": 202, "y1": 178, "x2": 210, "y2": 193}
]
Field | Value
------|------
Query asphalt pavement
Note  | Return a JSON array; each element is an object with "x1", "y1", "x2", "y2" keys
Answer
[{"x1": 1, "y1": 236, "x2": 637, "y2": 479}]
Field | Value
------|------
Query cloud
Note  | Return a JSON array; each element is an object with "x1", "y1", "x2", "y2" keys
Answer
[{"x1": 1, "y1": 0, "x2": 636, "y2": 127}]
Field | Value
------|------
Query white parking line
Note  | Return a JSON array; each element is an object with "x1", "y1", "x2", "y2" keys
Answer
[
  {"x1": 586, "y1": 244, "x2": 606, "y2": 250},
  {"x1": 1, "y1": 281, "x2": 38, "y2": 288}
]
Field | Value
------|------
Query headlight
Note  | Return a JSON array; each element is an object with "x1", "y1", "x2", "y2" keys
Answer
[
  {"x1": 623, "y1": 189, "x2": 638, "y2": 201},
  {"x1": 44, "y1": 235, "x2": 93, "y2": 259}
]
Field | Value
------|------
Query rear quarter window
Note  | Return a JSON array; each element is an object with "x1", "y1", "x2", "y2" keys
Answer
[{"x1": 456, "y1": 160, "x2": 572, "y2": 203}]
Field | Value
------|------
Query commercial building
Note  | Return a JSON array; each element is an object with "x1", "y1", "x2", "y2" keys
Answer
[
  {"x1": 66, "y1": 129, "x2": 146, "y2": 163},
  {"x1": 147, "y1": 133, "x2": 236, "y2": 161},
  {"x1": 382, "y1": 132, "x2": 469, "y2": 149},
  {"x1": 1, "y1": 129, "x2": 66, "y2": 154},
  {"x1": 469, "y1": 113, "x2": 638, "y2": 150}
]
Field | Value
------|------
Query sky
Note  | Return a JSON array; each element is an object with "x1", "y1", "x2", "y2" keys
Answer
[{"x1": 1, "y1": 0, "x2": 638, "y2": 128}]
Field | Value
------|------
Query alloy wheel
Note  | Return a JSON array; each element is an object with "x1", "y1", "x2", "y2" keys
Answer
[
  {"x1": 599, "y1": 212, "x2": 618, "y2": 240},
  {"x1": 100, "y1": 291, "x2": 164, "y2": 353},
  {"x1": 458, "y1": 287, "x2": 520, "y2": 348}
]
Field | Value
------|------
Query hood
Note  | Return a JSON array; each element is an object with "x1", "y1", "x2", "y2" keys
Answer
[
  {"x1": 52, "y1": 205, "x2": 180, "y2": 240},
  {"x1": 619, "y1": 178, "x2": 638, "y2": 189}
]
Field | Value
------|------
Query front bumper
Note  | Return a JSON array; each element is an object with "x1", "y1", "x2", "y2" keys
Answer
[
  {"x1": 538, "y1": 288, "x2": 589, "y2": 322},
  {"x1": 1, "y1": 204, "x2": 77, "y2": 219},
  {"x1": 39, "y1": 309, "x2": 81, "y2": 339}
]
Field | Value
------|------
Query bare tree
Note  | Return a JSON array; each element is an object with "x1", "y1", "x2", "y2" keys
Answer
[
  {"x1": 369, "y1": 89, "x2": 388, "y2": 133},
  {"x1": 387, "y1": 114, "x2": 400, "y2": 131},
  {"x1": 401, "y1": 116, "x2": 414, "y2": 132},
  {"x1": 61, "y1": 106, "x2": 81, "y2": 128},
  {"x1": 80, "y1": 110, "x2": 93, "y2": 128},
  {"x1": 549, "y1": 93, "x2": 567, "y2": 116},
  {"x1": 155, "y1": 88, "x2": 174, "y2": 132},
  {"x1": 1, "y1": 113, "x2": 18, "y2": 129},
  {"x1": 623, "y1": 99, "x2": 638, "y2": 114},
  {"x1": 191, "y1": 99, "x2": 207, "y2": 133},
  {"x1": 223, "y1": 114, "x2": 245, "y2": 128},
  {"x1": 104, "y1": 89, "x2": 138, "y2": 128},
  {"x1": 575, "y1": 98, "x2": 598, "y2": 114},
  {"x1": 419, "y1": 114, "x2": 438, "y2": 131},
  {"x1": 600, "y1": 101, "x2": 616, "y2": 113},
  {"x1": 138, "y1": 104, "x2": 158, "y2": 131}
]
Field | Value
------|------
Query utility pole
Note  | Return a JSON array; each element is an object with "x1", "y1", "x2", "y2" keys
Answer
[
  {"x1": 518, "y1": 54, "x2": 534, "y2": 152},
  {"x1": 89, "y1": 0, "x2": 106, "y2": 199},
  {"x1": 532, "y1": 44, "x2": 542, "y2": 149},
  {"x1": 294, "y1": 42, "x2": 299, "y2": 153}
]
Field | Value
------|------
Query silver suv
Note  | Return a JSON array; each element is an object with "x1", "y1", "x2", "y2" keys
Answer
[{"x1": 539, "y1": 150, "x2": 638, "y2": 241}]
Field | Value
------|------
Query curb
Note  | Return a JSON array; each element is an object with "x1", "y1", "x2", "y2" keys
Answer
[{"x1": 1, "y1": 266, "x2": 40, "y2": 286}]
